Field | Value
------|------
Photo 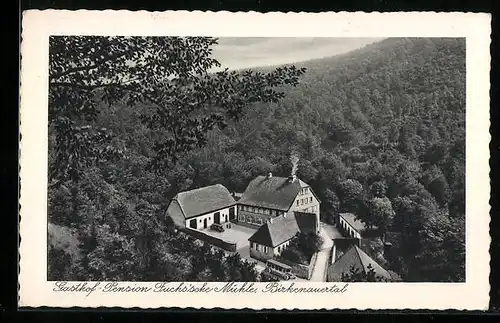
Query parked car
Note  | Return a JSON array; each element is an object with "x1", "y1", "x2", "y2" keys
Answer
[
  {"x1": 260, "y1": 268, "x2": 280, "y2": 282},
  {"x1": 210, "y1": 223, "x2": 225, "y2": 232},
  {"x1": 266, "y1": 259, "x2": 296, "y2": 280},
  {"x1": 269, "y1": 268, "x2": 295, "y2": 280}
]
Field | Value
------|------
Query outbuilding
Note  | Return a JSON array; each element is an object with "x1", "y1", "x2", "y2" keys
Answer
[{"x1": 165, "y1": 184, "x2": 237, "y2": 230}]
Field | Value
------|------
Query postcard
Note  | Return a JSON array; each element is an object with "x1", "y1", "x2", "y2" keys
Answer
[{"x1": 19, "y1": 10, "x2": 491, "y2": 310}]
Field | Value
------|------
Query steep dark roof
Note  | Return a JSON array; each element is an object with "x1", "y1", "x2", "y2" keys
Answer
[
  {"x1": 294, "y1": 212, "x2": 317, "y2": 235},
  {"x1": 248, "y1": 212, "x2": 317, "y2": 247},
  {"x1": 238, "y1": 175, "x2": 308, "y2": 211},
  {"x1": 327, "y1": 245, "x2": 391, "y2": 282},
  {"x1": 174, "y1": 184, "x2": 236, "y2": 219},
  {"x1": 339, "y1": 212, "x2": 366, "y2": 232}
]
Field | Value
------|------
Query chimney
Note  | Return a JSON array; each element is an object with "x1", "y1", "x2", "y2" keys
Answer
[{"x1": 267, "y1": 172, "x2": 272, "y2": 179}]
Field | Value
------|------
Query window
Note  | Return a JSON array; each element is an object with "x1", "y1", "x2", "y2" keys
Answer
[
  {"x1": 310, "y1": 197, "x2": 313, "y2": 203},
  {"x1": 296, "y1": 200, "x2": 299, "y2": 206}
]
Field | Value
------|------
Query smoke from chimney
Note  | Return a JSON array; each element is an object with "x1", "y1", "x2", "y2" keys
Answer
[{"x1": 290, "y1": 150, "x2": 299, "y2": 181}]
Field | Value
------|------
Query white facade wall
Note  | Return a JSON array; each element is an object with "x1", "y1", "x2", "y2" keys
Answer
[
  {"x1": 289, "y1": 186, "x2": 320, "y2": 215},
  {"x1": 249, "y1": 239, "x2": 292, "y2": 258},
  {"x1": 249, "y1": 241, "x2": 274, "y2": 260},
  {"x1": 273, "y1": 240, "x2": 291, "y2": 256},
  {"x1": 185, "y1": 205, "x2": 237, "y2": 230},
  {"x1": 289, "y1": 186, "x2": 320, "y2": 231}
]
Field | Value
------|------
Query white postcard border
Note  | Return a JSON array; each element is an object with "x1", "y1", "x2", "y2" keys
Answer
[{"x1": 19, "y1": 10, "x2": 491, "y2": 310}]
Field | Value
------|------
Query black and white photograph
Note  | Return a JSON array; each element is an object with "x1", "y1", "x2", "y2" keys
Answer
[
  {"x1": 19, "y1": 10, "x2": 491, "y2": 310},
  {"x1": 47, "y1": 36, "x2": 466, "y2": 283}
]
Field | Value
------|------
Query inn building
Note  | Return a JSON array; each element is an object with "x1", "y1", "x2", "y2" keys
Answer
[{"x1": 236, "y1": 172, "x2": 321, "y2": 229}]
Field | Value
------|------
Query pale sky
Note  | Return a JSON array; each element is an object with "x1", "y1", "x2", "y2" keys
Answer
[{"x1": 212, "y1": 37, "x2": 384, "y2": 70}]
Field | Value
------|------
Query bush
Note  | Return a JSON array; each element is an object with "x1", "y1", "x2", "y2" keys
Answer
[
  {"x1": 340, "y1": 264, "x2": 391, "y2": 282},
  {"x1": 298, "y1": 232, "x2": 323, "y2": 259},
  {"x1": 48, "y1": 247, "x2": 72, "y2": 280},
  {"x1": 280, "y1": 245, "x2": 308, "y2": 265},
  {"x1": 280, "y1": 232, "x2": 323, "y2": 265}
]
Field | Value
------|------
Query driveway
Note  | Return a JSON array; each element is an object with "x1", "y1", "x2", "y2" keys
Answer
[
  {"x1": 308, "y1": 224, "x2": 335, "y2": 282},
  {"x1": 200, "y1": 222, "x2": 256, "y2": 246},
  {"x1": 321, "y1": 222, "x2": 345, "y2": 240},
  {"x1": 310, "y1": 248, "x2": 331, "y2": 282}
]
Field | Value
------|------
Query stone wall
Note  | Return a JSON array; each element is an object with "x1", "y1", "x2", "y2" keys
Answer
[{"x1": 182, "y1": 228, "x2": 237, "y2": 252}]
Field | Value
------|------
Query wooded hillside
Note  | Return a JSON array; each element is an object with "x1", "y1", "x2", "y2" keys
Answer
[{"x1": 48, "y1": 37, "x2": 465, "y2": 282}]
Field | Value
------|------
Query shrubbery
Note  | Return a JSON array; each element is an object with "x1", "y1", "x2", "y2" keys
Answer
[{"x1": 279, "y1": 232, "x2": 323, "y2": 265}]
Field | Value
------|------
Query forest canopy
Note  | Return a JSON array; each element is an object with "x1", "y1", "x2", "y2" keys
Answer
[{"x1": 48, "y1": 37, "x2": 465, "y2": 283}]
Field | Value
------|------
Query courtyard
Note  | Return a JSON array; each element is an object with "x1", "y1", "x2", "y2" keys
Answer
[
  {"x1": 199, "y1": 222, "x2": 267, "y2": 271},
  {"x1": 321, "y1": 222, "x2": 345, "y2": 240}
]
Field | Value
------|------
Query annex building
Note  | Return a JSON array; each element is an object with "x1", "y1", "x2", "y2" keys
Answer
[{"x1": 166, "y1": 184, "x2": 237, "y2": 230}]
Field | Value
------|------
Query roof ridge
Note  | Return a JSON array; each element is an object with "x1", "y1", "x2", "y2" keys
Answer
[
  {"x1": 178, "y1": 183, "x2": 223, "y2": 195},
  {"x1": 355, "y1": 245, "x2": 376, "y2": 273},
  {"x1": 354, "y1": 245, "x2": 373, "y2": 273},
  {"x1": 353, "y1": 245, "x2": 363, "y2": 264}
]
